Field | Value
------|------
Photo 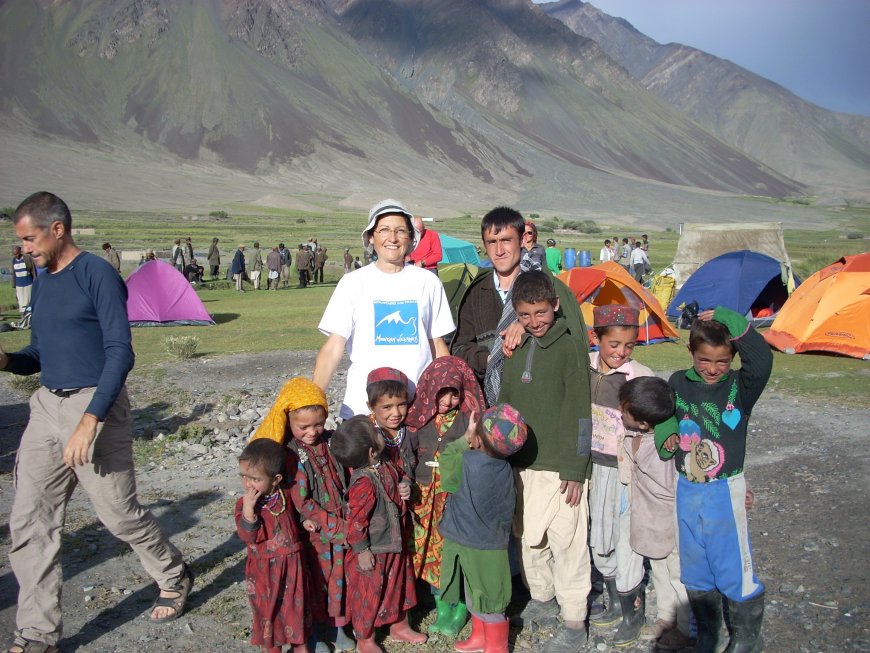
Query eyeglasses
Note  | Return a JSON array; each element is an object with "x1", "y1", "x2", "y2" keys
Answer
[{"x1": 374, "y1": 227, "x2": 411, "y2": 239}]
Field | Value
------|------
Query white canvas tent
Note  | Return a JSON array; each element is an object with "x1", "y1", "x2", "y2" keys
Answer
[{"x1": 672, "y1": 223, "x2": 793, "y2": 288}]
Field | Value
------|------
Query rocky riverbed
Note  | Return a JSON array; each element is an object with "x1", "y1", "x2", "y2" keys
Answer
[{"x1": 1, "y1": 351, "x2": 868, "y2": 653}]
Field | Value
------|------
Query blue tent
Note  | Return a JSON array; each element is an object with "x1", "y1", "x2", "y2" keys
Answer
[
  {"x1": 439, "y1": 233, "x2": 480, "y2": 265},
  {"x1": 667, "y1": 250, "x2": 797, "y2": 324}
]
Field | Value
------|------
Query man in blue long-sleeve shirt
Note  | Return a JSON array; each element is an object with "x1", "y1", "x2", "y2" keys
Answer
[{"x1": 0, "y1": 192, "x2": 193, "y2": 653}]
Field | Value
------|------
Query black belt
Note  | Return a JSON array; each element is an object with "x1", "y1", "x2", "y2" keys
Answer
[{"x1": 47, "y1": 387, "x2": 84, "y2": 398}]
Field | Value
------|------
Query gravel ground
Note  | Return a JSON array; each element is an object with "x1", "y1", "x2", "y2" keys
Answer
[{"x1": 1, "y1": 350, "x2": 868, "y2": 653}]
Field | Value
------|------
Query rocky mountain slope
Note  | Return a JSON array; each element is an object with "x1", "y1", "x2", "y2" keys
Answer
[
  {"x1": 0, "y1": 0, "x2": 815, "y2": 214},
  {"x1": 542, "y1": 0, "x2": 870, "y2": 200}
]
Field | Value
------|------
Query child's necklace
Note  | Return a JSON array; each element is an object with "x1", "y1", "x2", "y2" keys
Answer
[
  {"x1": 262, "y1": 487, "x2": 286, "y2": 518},
  {"x1": 382, "y1": 425, "x2": 405, "y2": 449}
]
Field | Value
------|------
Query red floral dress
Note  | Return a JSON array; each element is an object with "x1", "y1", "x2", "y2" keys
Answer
[
  {"x1": 287, "y1": 440, "x2": 349, "y2": 624},
  {"x1": 345, "y1": 461, "x2": 417, "y2": 638},
  {"x1": 234, "y1": 487, "x2": 310, "y2": 648}
]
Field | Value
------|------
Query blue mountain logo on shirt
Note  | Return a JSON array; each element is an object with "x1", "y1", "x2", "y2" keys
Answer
[{"x1": 374, "y1": 301, "x2": 419, "y2": 345}]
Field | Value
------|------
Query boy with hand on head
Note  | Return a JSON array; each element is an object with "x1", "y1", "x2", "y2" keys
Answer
[
  {"x1": 253, "y1": 378, "x2": 354, "y2": 653},
  {"x1": 498, "y1": 271, "x2": 593, "y2": 653},
  {"x1": 586, "y1": 305, "x2": 654, "y2": 647},
  {"x1": 438, "y1": 404, "x2": 528, "y2": 653},
  {"x1": 619, "y1": 377, "x2": 694, "y2": 651},
  {"x1": 656, "y1": 307, "x2": 773, "y2": 653}
]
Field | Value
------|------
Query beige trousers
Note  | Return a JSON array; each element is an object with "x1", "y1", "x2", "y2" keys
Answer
[
  {"x1": 9, "y1": 386, "x2": 185, "y2": 645},
  {"x1": 15, "y1": 285, "x2": 32, "y2": 313},
  {"x1": 249, "y1": 269, "x2": 261, "y2": 289},
  {"x1": 514, "y1": 469, "x2": 591, "y2": 622},
  {"x1": 649, "y1": 550, "x2": 691, "y2": 633}
]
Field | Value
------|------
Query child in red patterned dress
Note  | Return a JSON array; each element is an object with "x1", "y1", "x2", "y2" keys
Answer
[
  {"x1": 404, "y1": 355, "x2": 485, "y2": 638},
  {"x1": 252, "y1": 377, "x2": 354, "y2": 652},
  {"x1": 330, "y1": 416, "x2": 426, "y2": 653},
  {"x1": 235, "y1": 438, "x2": 311, "y2": 653}
]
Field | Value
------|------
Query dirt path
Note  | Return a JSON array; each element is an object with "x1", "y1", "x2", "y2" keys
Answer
[{"x1": 1, "y1": 351, "x2": 868, "y2": 653}]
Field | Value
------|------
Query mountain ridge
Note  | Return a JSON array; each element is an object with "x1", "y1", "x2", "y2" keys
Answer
[
  {"x1": 2, "y1": 0, "x2": 866, "y2": 218},
  {"x1": 541, "y1": 0, "x2": 870, "y2": 199}
]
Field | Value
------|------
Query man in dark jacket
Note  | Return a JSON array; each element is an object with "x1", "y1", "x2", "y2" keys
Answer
[{"x1": 230, "y1": 244, "x2": 246, "y2": 292}]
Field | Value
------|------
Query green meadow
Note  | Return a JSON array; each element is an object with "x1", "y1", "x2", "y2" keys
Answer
[{"x1": 1, "y1": 206, "x2": 868, "y2": 404}]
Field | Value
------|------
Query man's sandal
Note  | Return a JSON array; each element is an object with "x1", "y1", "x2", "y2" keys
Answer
[
  {"x1": 150, "y1": 563, "x2": 194, "y2": 624},
  {"x1": 7, "y1": 636, "x2": 59, "y2": 653}
]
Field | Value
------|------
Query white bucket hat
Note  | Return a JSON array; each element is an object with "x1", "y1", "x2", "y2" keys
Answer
[{"x1": 362, "y1": 199, "x2": 419, "y2": 248}]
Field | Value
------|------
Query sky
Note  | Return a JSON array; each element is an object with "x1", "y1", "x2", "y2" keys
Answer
[{"x1": 538, "y1": 0, "x2": 870, "y2": 117}]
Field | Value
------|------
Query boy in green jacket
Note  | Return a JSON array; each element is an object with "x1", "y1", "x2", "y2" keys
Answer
[{"x1": 498, "y1": 271, "x2": 593, "y2": 653}]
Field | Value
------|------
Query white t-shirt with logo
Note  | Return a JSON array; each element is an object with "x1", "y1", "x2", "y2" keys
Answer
[{"x1": 318, "y1": 263, "x2": 455, "y2": 418}]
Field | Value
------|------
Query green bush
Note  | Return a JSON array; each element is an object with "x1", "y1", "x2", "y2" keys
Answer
[
  {"x1": 162, "y1": 335, "x2": 200, "y2": 360},
  {"x1": 209, "y1": 210, "x2": 229, "y2": 219},
  {"x1": 296, "y1": 218, "x2": 306, "y2": 224},
  {"x1": 846, "y1": 231, "x2": 863, "y2": 240}
]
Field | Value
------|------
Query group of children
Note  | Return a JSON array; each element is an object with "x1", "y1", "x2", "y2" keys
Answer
[{"x1": 234, "y1": 268, "x2": 771, "y2": 653}]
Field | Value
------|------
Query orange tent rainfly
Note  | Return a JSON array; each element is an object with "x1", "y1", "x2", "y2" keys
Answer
[
  {"x1": 558, "y1": 262, "x2": 678, "y2": 344},
  {"x1": 764, "y1": 253, "x2": 870, "y2": 360}
]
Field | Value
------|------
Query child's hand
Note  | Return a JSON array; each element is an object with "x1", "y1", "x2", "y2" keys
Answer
[
  {"x1": 663, "y1": 434, "x2": 679, "y2": 453},
  {"x1": 241, "y1": 486, "x2": 261, "y2": 522},
  {"x1": 357, "y1": 549, "x2": 375, "y2": 572},
  {"x1": 501, "y1": 322, "x2": 525, "y2": 358},
  {"x1": 745, "y1": 487, "x2": 755, "y2": 511},
  {"x1": 463, "y1": 410, "x2": 479, "y2": 445},
  {"x1": 398, "y1": 481, "x2": 412, "y2": 501},
  {"x1": 302, "y1": 519, "x2": 319, "y2": 532},
  {"x1": 559, "y1": 480, "x2": 583, "y2": 507},
  {"x1": 697, "y1": 309, "x2": 716, "y2": 322}
]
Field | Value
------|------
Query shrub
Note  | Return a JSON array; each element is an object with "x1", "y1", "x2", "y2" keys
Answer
[
  {"x1": 296, "y1": 218, "x2": 306, "y2": 224},
  {"x1": 9, "y1": 374, "x2": 41, "y2": 395},
  {"x1": 578, "y1": 220, "x2": 601, "y2": 234},
  {"x1": 209, "y1": 210, "x2": 228, "y2": 219},
  {"x1": 163, "y1": 335, "x2": 200, "y2": 360},
  {"x1": 846, "y1": 231, "x2": 863, "y2": 240},
  {"x1": 528, "y1": 213, "x2": 540, "y2": 220}
]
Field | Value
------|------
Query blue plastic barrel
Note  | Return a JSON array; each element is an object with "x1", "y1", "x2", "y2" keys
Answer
[
  {"x1": 564, "y1": 248, "x2": 576, "y2": 269},
  {"x1": 578, "y1": 250, "x2": 592, "y2": 267}
]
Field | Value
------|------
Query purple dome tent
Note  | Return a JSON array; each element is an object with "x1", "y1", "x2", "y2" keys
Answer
[{"x1": 126, "y1": 260, "x2": 214, "y2": 326}]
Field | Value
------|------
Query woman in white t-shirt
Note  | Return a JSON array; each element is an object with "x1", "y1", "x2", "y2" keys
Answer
[{"x1": 313, "y1": 199, "x2": 455, "y2": 419}]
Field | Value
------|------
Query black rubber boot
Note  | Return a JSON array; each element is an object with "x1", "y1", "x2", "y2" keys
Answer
[
  {"x1": 687, "y1": 589, "x2": 724, "y2": 653},
  {"x1": 589, "y1": 576, "x2": 622, "y2": 627},
  {"x1": 613, "y1": 584, "x2": 645, "y2": 647},
  {"x1": 724, "y1": 592, "x2": 765, "y2": 653}
]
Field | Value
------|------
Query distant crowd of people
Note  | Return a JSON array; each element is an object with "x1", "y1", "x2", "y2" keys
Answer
[{"x1": 599, "y1": 234, "x2": 651, "y2": 282}]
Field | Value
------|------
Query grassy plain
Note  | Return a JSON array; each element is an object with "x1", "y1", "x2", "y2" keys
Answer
[{"x1": 1, "y1": 205, "x2": 867, "y2": 404}]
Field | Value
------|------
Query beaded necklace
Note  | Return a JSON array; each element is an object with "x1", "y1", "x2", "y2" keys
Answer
[
  {"x1": 261, "y1": 487, "x2": 286, "y2": 517},
  {"x1": 370, "y1": 415, "x2": 405, "y2": 449}
]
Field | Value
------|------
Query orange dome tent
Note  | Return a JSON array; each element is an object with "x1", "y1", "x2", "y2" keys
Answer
[
  {"x1": 558, "y1": 262, "x2": 678, "y2": 344},
  {"x1": 764, "y1": 253, "x2": 870, "y2": 360}
]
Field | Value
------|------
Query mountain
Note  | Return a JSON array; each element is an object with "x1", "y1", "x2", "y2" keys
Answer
[
  {"x1": 0, "y1": 0, "x2": 813, "y2": 217},
  {"x1": 542, "y1": 0, "x2": 870, "y2": 200}
]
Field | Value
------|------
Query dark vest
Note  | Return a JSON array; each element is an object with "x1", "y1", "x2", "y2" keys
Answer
[{"x1": 348, "y1": 467, "x2": 403, "y2": 554}]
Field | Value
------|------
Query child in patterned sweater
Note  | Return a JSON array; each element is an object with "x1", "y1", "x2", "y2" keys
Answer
[{"x1": 656, "y1": 307, "x2": 772, "y2": 653}]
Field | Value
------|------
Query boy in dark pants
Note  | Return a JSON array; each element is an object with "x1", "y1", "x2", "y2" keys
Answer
[{"x1": 656, "y1": 307, "x2": 772, "y2": 653}]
